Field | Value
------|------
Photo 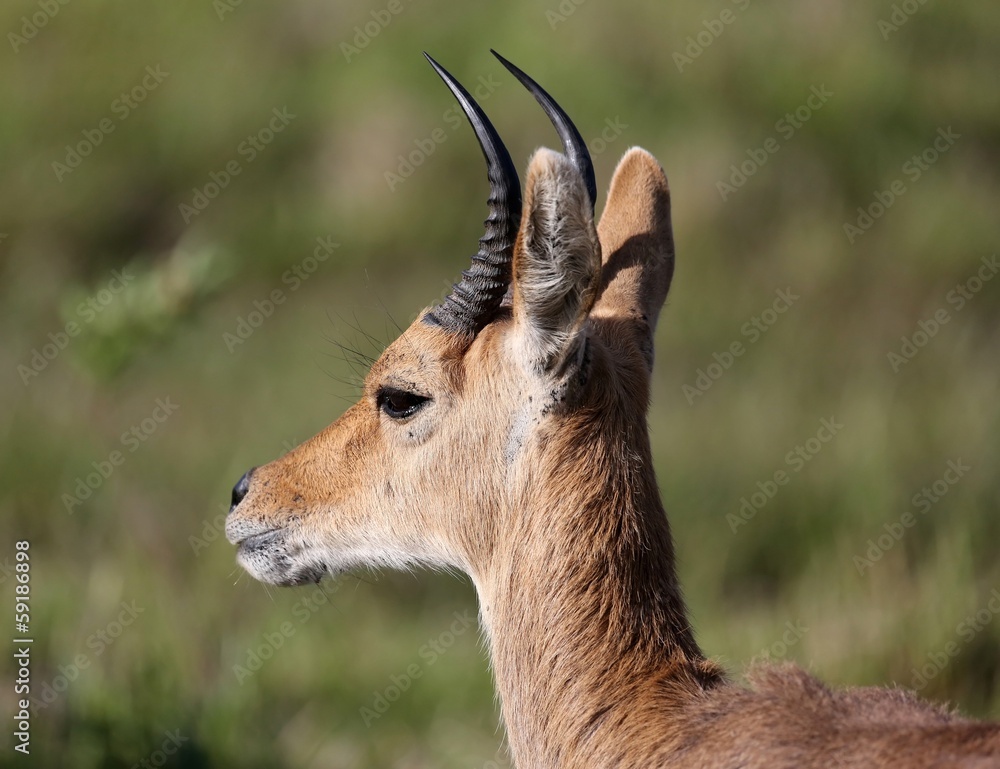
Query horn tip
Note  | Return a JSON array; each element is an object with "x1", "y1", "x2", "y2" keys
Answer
[
  {"x1": 423, "y1": 51, "x2": 445, "y2": 75},
  {"x1": 491, "y1": 49, "x2": 521, "y2": 79}
]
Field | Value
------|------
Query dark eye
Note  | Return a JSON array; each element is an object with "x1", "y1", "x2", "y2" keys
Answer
[{"x1": 376, "y1": 387, "x2": 430, "y2": 420}]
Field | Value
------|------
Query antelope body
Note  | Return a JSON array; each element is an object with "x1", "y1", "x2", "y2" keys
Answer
[{"x1": 226, "y1": 53, "x2": 1000, "y2": 767}]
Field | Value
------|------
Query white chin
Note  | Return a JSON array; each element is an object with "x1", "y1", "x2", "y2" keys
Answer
[{"x1": 237, "y1": 545, "x2": 326, "y2": 587}]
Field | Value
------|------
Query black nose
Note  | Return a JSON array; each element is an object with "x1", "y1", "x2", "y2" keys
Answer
[{"x1": 230, "y1": 469, "x2": 254, "y2": 512}]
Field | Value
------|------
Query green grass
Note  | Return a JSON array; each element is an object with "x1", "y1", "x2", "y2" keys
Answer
[{"x1": 2, "y1": 1, "x2": 999, "y2": 766}]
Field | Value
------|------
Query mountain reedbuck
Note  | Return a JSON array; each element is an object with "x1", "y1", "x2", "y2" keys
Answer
[{"x1": 226, "y1": 52, "x2": 1000, "y2": 767}]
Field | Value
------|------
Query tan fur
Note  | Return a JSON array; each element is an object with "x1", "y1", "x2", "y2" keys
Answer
[{"x1": 227, "y1": 146, "x2": 1000, "y2": 767}]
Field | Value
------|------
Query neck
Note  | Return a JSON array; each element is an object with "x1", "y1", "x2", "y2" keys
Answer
[{"x1": 472, "y1": 409, "x2": 724, "y2": 767}]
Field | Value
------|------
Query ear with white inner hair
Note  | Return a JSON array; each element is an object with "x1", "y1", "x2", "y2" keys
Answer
[{"x1": 511, "y1": 147, "x2": 601, "y2": 375}]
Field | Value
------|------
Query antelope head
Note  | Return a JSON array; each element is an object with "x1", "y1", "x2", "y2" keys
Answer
[
  {"x1": 226, "y1": 51, "x2": 679, "y2": 639},
  {"x1": 224, "y1": 53, "x2": 1000, "y2": 769}
]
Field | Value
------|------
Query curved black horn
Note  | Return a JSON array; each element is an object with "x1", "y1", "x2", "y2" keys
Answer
[
  {"x1": 491, "y1": 50, "x2": 597, "y2": 211},
  {"x1": 423, "y1": 53, "x2": 522, "y2": 335}
]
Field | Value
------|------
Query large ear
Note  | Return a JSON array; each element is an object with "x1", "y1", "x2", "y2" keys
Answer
[
  {"x1": 592, "y1": 147, "x2": 675, "y2": 370},
  {"x1": 511, "y1": 148, "x2": 601, "y2": 375}
]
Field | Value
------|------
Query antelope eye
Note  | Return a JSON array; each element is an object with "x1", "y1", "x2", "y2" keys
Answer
[{"x1": 376, "y1": 387, "x2": 430, "y2": 420}]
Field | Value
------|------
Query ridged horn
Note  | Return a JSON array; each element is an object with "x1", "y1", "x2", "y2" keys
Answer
[
  {"x1": 491, "y1": 50, "x2": 597, "y2": 211},
  {"x1": 422, "y1": 53, "x2": 522, "y2": 335}
]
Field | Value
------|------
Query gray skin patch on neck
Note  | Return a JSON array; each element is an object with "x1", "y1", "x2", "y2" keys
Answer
[
  {"x1": 505, "y1": 402, "x2": 534, "y2": 465},
  {"x1": 503, "y1": 338, "x2": 592, "y2": 462}
]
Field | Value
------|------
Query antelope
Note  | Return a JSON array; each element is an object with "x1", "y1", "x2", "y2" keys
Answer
[{"x1": 226, "y1": 52, "x2": 1000, "y2": 767}]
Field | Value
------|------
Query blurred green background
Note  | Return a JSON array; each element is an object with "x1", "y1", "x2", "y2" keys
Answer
[{"x1": 2, "y1": 0, "x2": 999, "y2": 766}]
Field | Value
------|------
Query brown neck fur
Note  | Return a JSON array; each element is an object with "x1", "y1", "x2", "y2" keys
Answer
[{"x1": 474, "y1": 336, "x2": 725, "y2": 766}]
